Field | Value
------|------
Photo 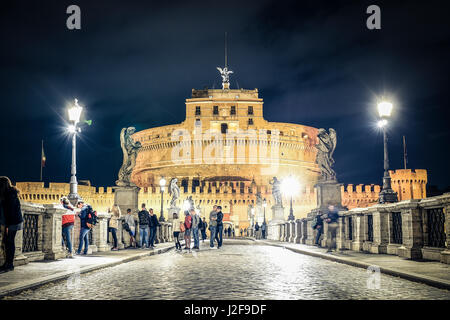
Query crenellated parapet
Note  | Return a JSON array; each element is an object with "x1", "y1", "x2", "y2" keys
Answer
[
  {"x1": 389, "y1": 169, "x2": 427, "y2": 201},
  {"x1": 341, "y1": 184, "x2": 380, "y2": 209}
]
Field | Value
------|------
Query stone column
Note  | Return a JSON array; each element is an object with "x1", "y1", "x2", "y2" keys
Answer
[
  {"x1": 336, "y1": 214, "x2": 346, "y2": 250},
  {"x1": 352, "y1": 213, "x2": 364, "y2": 252},
  {"x1": 370, "y1": 208, "x2": 388, "y2": 254},
  {"x1": 116, "y1": 217, "x2": 125, "y2": 249},
  {"x1": 42, "y1": 204, "x2": 66, "y2": 260},
  {"x1": 441, "y1": 200, "x2": 450, "y2": 264},
  {"x1": 289, "y1": 221, "x2": 296, "y2": 243},
  {"x1": 294, "y1": 219, "x2": 302, "y2": 243},
  {"x1": 93, "y1": 212, "x2": 110, "y2": 252},
  {"x1": 300, "y1": 219, "x2": 308, "y2": 244},
  {"x1": 397, "y1": 204, "x2": 423, "y2": 260}
]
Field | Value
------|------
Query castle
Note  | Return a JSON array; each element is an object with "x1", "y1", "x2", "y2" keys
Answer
[{"x1": 16, "y1": 80, "x2": 428, "y2": 231}]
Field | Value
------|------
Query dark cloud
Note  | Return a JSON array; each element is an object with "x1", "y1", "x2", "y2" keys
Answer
[{"x1": 0, "y1": 0, "x2": 449, "y2": 189}]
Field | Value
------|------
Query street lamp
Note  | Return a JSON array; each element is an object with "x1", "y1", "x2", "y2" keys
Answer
[
  {"x1": 281, "y1": 175, "x2": 300, "y2": 221},
  {"x1": 377, "y1": 100, "x2": 398, "y2": 204},
  {"x1": 159, "y1": 177, "x2": 166, "y2": 221},
  {"x1": 67, "y1": 98, "x2": 83, "y2": 205},
  {"x1": 263, "y1": 198, "x2": 267, "y2": 224}
]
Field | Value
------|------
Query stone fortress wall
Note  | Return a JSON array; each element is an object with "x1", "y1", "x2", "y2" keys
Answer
[{"x1": 15, "y1": 169, "x2": 427, "y2": 230}]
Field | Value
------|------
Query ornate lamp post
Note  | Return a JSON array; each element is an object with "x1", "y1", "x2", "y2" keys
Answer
[
  {"x1": 263, "y1": 198, "x2": 267, "y2": 224},
  {"x1": 67, "y1": 99, "x2": 83, "y2": 205},
  {"x1": 377, "y1": 101, "x2": 398, "y2": 204},
  {"x1": 281, "y1": 176, "x2": 300, "y2": 221},
  {"x1": 159, "y1": 177, "x2": 166, "y2": 221}
]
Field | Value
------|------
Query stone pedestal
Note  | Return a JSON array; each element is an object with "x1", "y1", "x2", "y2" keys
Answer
[
  {"x1": 94, "y1": 212, "x2": 110, "y2": 252},
  {"x1": 113, "y1": 186, "x2": 140, "y2": 216},
  {"x1": 294, "y1": 219, "x2": 302, "y2": 243},
  {"x1": 168, "y1": 207, "x2": 181, "y2": 221},
  {"x1": 289, "y1": 221, "x2": 296, "y2": 242},
  {"x1": 271, "y1": 205, "x2": 285, "y2": 221},
  {"x1": 315, "y1": 180, "x2": 344, "y2": 211},
  {"x1": 42, "y1": 204, "x2": 66, "y2": 260}
]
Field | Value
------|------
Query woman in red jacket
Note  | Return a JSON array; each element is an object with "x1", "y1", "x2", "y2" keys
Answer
[{"x1": 60, "y1": 197, "x2": 75, "y2": 258}]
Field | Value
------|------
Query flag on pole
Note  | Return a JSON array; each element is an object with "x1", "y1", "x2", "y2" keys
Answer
[{"x1": 41, "y1": 141, "x2": 46, "y2": 168}]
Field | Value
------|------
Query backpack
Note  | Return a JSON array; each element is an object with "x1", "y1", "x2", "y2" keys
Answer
[
  {"x1": 311, "y1": 216, "x2": 318, "y2": 229},
  {"x1": 86, "y1": 205, "x2": 98, "y2": 229},
  {"x1": 184, "y1": 215, "x2": 192, "y2": 229}
]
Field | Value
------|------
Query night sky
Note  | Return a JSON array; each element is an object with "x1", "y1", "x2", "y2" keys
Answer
[{"x1": 1, "y1": 0, "x2": 449, "y2": 190}]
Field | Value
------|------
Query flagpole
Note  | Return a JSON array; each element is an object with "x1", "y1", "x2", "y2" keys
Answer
[{"x1": 40, "y1": 140, "x2": 43, "y2": 181}]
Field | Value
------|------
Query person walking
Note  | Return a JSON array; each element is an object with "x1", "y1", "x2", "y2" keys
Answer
[
  {"x1": 261, "y1": 222, "x2": 267, "y2": 239},
  {"x1": 312, "y1": 213, "x2": 324, "y2": 247},
  {"x1": 191, "y1": 209, "x2": 200, "y2": 250},
  {"x1": 227, "y1": 226, "x2": 231, "y2": 238},
  {"x1": 184, "y1": 210, "x2": 192, "y2": 251},
  {"x1": 254, "y1": 222, "x2": 260, "y2": 240},
  {"x1": 124, "y1": 208, "x2": 136, "y2": 248},
  {"x1": 172, "y1": 212, "x2": 182, "y2": 251},
  {"x1": 232, "y1": 227, "x2": 235, "y2": 238},
  {"x1": 75, "y1": 200, "x2": 91, "y2": 255},
  {"x1": 138, "y1": 203, "x2": 151, "y2": 249},
  {"x1": 209, "y1": 205, "x2": 218, "y2": 249},
  {"x1": 215, "y1": 206, "x2": 224, "y2": 248},
  {"x1": 60, "y1": 197, "x2": 75, "y2": 258},
  {"x1": 149, "y1": 208, "x2": 160, "y2": 248},
  {"x1": 108, "y1": 204, "x2": 121, "y2": 251},
  {"x1": 324, "y1": 205, "x2": 339, "y2": 253},
  {"x1": 0, "y1": 176, "x2": 23, "y2": 273},
  {"x1": 240, "y1": 228, "x2": 243, "y2": 237},
  {"x1": 200, "y1": 217, "x2": 207, "y2": 241}
]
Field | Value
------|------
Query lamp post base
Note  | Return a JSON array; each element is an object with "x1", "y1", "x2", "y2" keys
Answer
[
  {"x1": 378, "y1": 189, "x2": 398, "y2": 204},
  {"x1": 287, "y1": 209, "x2": 295, "y2": 221},
  {"x1": 67, "y1": 193, "x2": 81, "y2": 206}
]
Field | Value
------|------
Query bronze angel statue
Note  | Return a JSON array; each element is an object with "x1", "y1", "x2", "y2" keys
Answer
[
  {"x1": 168, "y1": 178, "x2": 180, "y2": 208},
  {"x1": 315, "y1": 128, "x2": 337, "y2": 181},
  {"x1": 116, "y1": 127, "x2": 142, "y2": 186}
]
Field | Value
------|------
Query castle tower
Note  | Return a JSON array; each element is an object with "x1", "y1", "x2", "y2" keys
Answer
[{"x1": 389, "y1": 169, "x2": 427, "y2": 201}]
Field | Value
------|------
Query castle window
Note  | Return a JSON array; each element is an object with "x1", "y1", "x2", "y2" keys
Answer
[
  {"x1": 230, "y1": 106, "x2": 236, "y2": 115},
  {"x1": 213, "y1": 106, "x2": 219, "y2": 115},
  {"x1": 248, "y1": 106, "x2": 254, "y2": 115},
  {"x1": 267, "y1": 130, "x2": 271, "y2": 135},
  {"x1": 221, "y1": 123, "x2": 228, "y2": 134},
  {"x1": 248, "y1": 118, "x2": 254, "y2": 125},
  {"x1": 195, "y1": 106, "x2": 201, "y2": 115}
]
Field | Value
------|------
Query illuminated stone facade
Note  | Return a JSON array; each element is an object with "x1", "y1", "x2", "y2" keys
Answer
[{"x1": 15, "y1": 88, "x2": 428, "y2": 229}]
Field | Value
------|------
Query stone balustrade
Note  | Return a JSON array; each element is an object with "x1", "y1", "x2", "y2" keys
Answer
[
  {"x1": 266, "y1": 192, "x2": 450, "y2": 264},
  {"x1": 2, "y1": 202, "x2": 176, "y2": 267}
]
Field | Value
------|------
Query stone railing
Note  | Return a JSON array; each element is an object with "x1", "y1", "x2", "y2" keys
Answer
[
  {"x1": 266, "y1": 193, "x2": 450, "y2": 264},
  {"x1": 2, "y1": 202, "x2": 176, "y2": 267}
]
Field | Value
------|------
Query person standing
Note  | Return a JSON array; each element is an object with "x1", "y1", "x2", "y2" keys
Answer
[
  {"x1": 75, "y1": 200, "x2": 91, "y2": 255},
  {"x1": 124, "y1": 208, "x2": 136, "y2": 248},
  {"x1": 191, "y1": 209, "x2": 200, "y2": 250},
  {"x1": 149, "y1": 208, "x2": 160, "y2": 248},
  {"x1": 324, "y1": 205, "x2": 339, "y2": 253},
  {"x1": 60, "y1": 197, "x2": 75, "y2": 258},
  {"x1": 209, "y1": 205, "x2": 217, "y2": 249},
  {"x1": 261, "y1": 222, "x2": 267, "y2": 239},
  {"x1": 138, "y1": 203, "x2": 150, "y2": 249},
  {"x1": 200, "y1": 217, "x2": 207, "y2": 241},
  {"x1": 108, "y1": 205, "x2": 121, "y2": 251},
  {"x1": 0, "y1": 177, "x2": 23, "y2": 273},
  {"x1": 240, "y1": 228, "x2": 243, "y2": 237},
  {"x1": 184, "y1": 210, "x2": 192, "y2": 251},
  {"x1": 215, "y1": 206, "x2": 224, "y2": 248},
  {"x1": 232, "y1": 227, "x2": 235, "y2": 238},
  {"x1": 254, "y1": 222, "x2": 260, "y2": 239},
  {"x1": 227, "y1": 226, "x2": 231, "y2": 238},
  {"x1": 312, "y1": 213, "x2": 324, "y2": 247},
  {"x1": 172, "y1": 212, "x2": 182, "y2": 251}
]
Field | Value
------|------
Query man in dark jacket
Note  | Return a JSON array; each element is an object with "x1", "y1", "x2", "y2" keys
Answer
[
  {"x1": 138, "y1": 203, "x2": 150, "y2": 248},
  {"x1": 200, "y1": 217, "x2": 207, "y2": 242},
  {"x1": 323, "y1": 205, "x2": 339, "y2": 253},
  {"x1": 148, "y1": 208, "x2": 160, "y2": 248},
  {"x1": 76, "y1": 200, "x2": 91, "y2": 255},
  {"x1": 0, "y1": 177, "x2": 23, "y2": 272},
  {"x1": 215, "y1": 206, "x2": 224, "y2": 248},
  {"x1": 313, "y1": 214, "x2": 324, "y2": 247}
]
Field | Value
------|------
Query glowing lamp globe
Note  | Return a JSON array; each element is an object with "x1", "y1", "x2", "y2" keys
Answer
[
  {"x1": 377, "y1": 101, "x2": 393, "y2": 118},
  {"x1": 68, "y1": 98, "x2": 83, "y2": 123}
]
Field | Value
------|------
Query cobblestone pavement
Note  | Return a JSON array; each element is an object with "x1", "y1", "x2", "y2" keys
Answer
[{"x1": 5, "y1": 242, "x2": 450, "y2": 300}]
